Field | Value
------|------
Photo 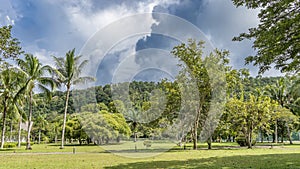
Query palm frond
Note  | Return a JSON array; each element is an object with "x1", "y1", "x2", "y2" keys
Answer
[{"x1": 37, "y1": 84, "x2": 52, "y2": 100}]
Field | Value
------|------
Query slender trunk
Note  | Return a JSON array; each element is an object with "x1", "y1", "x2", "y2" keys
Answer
[
  {"x1": 275, "y1": 120, "x2": 278, "y2": 144},
  {"x1": 55, "y1": 134, "x2": 57, "y2": 144},
  {"x1": 286, "y1": 123, "x2": 293, "y2": 144},
  {"x1": 18, "y1": 117, "x2": 22, "y2": 148},
  {"x1": 1, "y1": 103, "x2": 8, "y2": 149},
  {"x1": 192, "y1": 106, "x2": 201, "y2": 150},
  {"x1": 9, "y1": 121, "x2": 13, "y2": 142},
  {"x1": 60, "y1": 86, "x2": 70, "y2": 149},
  {"x1": 192, "y1": 123, "x2": 198, "y2": 150},
  {"x1": 134, "y1": 132, "x2": 137, "y2": 142},
  {"x1": 260, "y1": 128, "x2": 263, "y2": 143},
  {"x1": 26, "y1": 91, "x2": 33, "y2": 150},
  {"x1": 133, "y1": 122, "x2": 137, "y2": 142},
  {"x1": 38, "y1": 129, "x2": 41, "y2": 144},
  {"x1": 227, "y1": 135, "x2": 231, "y2": 142}
]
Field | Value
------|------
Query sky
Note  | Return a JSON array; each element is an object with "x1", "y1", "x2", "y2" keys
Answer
[{"x1": 0, "y1": 0, "x2": 282, "y2": 85}]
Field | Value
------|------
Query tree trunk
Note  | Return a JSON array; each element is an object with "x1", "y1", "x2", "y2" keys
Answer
[
  {"x1": 38, "y1": 129, "x2": 41, "y2": 144},
  {"x1": 26, "y1": 91, "x2": 33, "y2": 150},
  {"x1": 227, "y1": 135, "x2": 231, "y2": 142},
  {"x1": 1, "y1": 104, "x2": 8, "y2": 149},
  {"x1": 133, "y1": 122, "x2": 137, "y2": 142},
  {"x1": 274, "y1": 120, "x2": 278, "y2": 144},
  {"x1": 192, "y1": 107, "x2": 201, "y2": 150},
  {"x1": 286, "y1": 123, "x2": 293, "y2": 144},
  {"x1": 247, "y1": 132, "x2": 252, "y2": 149},
  {"x1": 9, "y1": 121, "x2": 13, "y2": 142},
  {"x1": 281, "y1": 124, "x2": 284, "y2": 143},
  {"x1": 60, "y1": 86, "x2": 70, "y2": 149},
  {"x1": 192, "y1": 126, "x2": 198, "y2": 150},
  {"x1": 18, "y1": 117, "x2": 22, "y2": 148},
  {"x1": 55, "y1": 134, "x2": 57, "y2": 144},
  {"x1": 207, "y1": 136, "x2": 212, "y2": 149}
]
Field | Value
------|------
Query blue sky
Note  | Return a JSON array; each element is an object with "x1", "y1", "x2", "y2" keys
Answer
[{"x1": 0, "y1": 0, "x2": 281, "y2": 85}]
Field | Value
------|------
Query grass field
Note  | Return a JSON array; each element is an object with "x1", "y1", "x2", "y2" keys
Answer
[{"x1": 0, "y1": 142, "x2": 300, "y2": 169}]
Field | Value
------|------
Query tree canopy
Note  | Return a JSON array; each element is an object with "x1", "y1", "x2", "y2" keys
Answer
[{"x1": 232, "y1": 0, "x2": 300, "y2": 73}]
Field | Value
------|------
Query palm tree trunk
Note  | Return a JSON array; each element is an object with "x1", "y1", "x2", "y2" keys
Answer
[
  {"x1": 1, "y1": 104, "x2": 8, "y2": 149},
  {"x1": 275, "y1": 120, "x2": 278, "y2": 144},
  {"x1": 9, "y1": 121, "x2": 13, "y2": 142},
  {"x1": 26, "y1": 91, "x2": 33, "y2": 150},
  {"x1": 60, "y1": 87, "x2": 70, "y2": 149},
  {"x1": 18, "y1": 117, "x2": 22, "y2": 148}
]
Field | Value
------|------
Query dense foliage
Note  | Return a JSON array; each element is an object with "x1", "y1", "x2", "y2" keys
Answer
[
  {"x1": 232, "y1": 0, "x2": 300, "y2": 73},
  {"x1": 0, "y1": 25, "x2": 299, "y2": 150}
]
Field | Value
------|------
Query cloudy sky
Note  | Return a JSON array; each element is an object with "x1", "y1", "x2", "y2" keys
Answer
[{"x1": 0, "y1": 0, "x2": 281, "y2": 85}]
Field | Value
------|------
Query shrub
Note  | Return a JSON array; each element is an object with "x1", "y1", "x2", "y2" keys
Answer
[
  {"x1": 20, "y1": 142, "x2": 34, "y2": 146},
  {"x1": 3, "y1": 142, "x2": 17, "y2": 148},
  {"x1": 236, "y1": 134, "x2": 256, "y2": 147}
]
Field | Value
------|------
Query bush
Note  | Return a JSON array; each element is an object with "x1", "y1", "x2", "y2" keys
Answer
[
  {"x1": 236, "y1": 134, "x2": 256, "y2": 147},
  {"x1": 20, "y1": 142, "x2": 34, "y2": 146},
  {"x1": 3, "y1": 142, "x2": 17, "y2": 148}
]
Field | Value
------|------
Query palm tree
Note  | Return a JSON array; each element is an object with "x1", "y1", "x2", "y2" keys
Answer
[
  {"x1": 52, "y1": 48, "x2": 95, "y2": 149},
  {"x1": 35, "y1": 113, "x2": 48, "y2": 144},
  {"x1": 0, "y1": 67, "x2": 24, "y2": 149},
  {"x1": 265, "y1": 77, "x2": 294, "y2": 144},
  {"x1": 17, "y1": 54, "x2": 56, "y2": 150}
]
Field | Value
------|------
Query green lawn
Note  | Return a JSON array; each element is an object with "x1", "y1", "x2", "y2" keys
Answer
[{"x1": 0, "y1": 142, "x2": 300, "y2": 169}]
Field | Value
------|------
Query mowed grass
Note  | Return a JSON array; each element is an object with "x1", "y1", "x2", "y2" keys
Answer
[{"x1": 0, "y1": 142, "x2": 300, "y2": 169}]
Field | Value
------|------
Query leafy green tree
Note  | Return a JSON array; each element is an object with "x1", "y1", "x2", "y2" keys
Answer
[
  {"x1": 0, "y1": 25, "x2": 23, "y2": 65},
  {"x1": 171, "y1": 39, "x2": 228, "y2": 149},
  {"x1": 232, "y1": 0, "x2": 300, "y2": 73},
  {"x1": 226, "y1": 95, "x2": 273, "y2": 148},
  {"x1": 79, "y1": 111, "x2": 115, "y2": 145},
  {"x1": 52, "y1": 48, "x2": 95, "y2": 149},
  {"x1": 17, "y1": 54, "x2": 55, "y2": 150}
]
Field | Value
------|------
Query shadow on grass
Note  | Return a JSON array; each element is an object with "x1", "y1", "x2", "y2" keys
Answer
[
  {"x1": 48, "y1": 144, "x2": 99, "y2": 147},
  {"x1": 48, "y1": 142, "x2": 125, "y2": 147},
  {"x1": 104, "y1": 153, "x2": 300, "y2": 169},
  {"x1": 0, "y1": 148, "x2": 18, "y2": 152}
]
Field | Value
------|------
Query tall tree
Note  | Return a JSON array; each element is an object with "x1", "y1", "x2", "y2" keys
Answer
[
  {"x1": 171, "y1": 39, "x2": 228, "y2": 150},
  {"x1": 0, "y1": 25, "x2": 23, "y2": 65},
  {"x1": 265, "y1": 77, "x2": 294, "y2": 144},
  {"x1": 35, "y1": 113, "x2": 48, "y2": 144},
  {"x1": 232, "y1": 0, "x2": 300, "y2": 73},
  {"x1": 226, "y1": 95, "x2": 272, "y2": 148},
  {"x1": 17, "y1": 54, "x2": 55, "y2": 150},
  {"x1": 0, "y1": 25, "x2": 23, "y2": 149},
  {"x1": 0, "y1": 68, "x2": 24, "y2": 149},
  {"x1": 52, "y1": 49, "x2": 95, "y2": 149}
]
